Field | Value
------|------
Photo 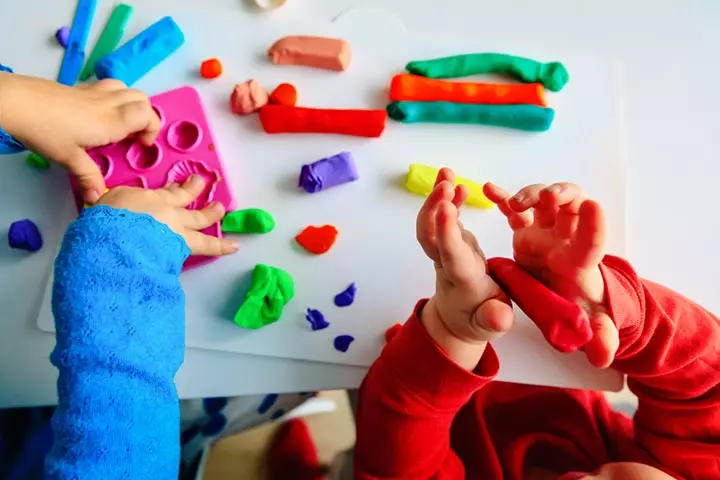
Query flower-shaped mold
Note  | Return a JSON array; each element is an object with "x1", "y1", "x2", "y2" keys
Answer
[
  {"x1": 166, "y1": 159, "x2": 220, "y2": 210},
  {"x1": 167, "y1": 120, "x2": 203, "y2": 152},
  {"x1": 91, "y1": 153, "x2": 114, "y2": 180},
  {"x1": 126, "y1": 142, "x2": 162, "y2": 171}
]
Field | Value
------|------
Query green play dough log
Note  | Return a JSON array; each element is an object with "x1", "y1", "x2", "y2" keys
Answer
[
  {"x1": 406, "y1": 53, "x2": 570, "y2": 92},
  {"x1": 387, "y1": 101, "x2": 554, "y2": 132},
  {"x1": 234, "y1": 264, "x2": 294, "y2": 330},
  {"x1": 221, "y1": 208, "x2": 275, "y2": 234}
]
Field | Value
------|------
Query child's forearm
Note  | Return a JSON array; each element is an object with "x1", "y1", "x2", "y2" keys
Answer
[
  {"x1": 600, "y1": 255, "x2": 720, "y2": 479},
  {"x1": 0, "y1": 71, "x2": 27, "y2": 154},
  {"x1": 45, "y1": 206, "x2": 190, "y2": 479},
  {"x1": 355, "y1": 300, "x2": 497, "y2": 479}
]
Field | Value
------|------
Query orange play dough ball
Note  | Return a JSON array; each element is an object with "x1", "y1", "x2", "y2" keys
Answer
[
  {"x1": 200, "y1": 58, "x2": 223, "y2": 79},
  {"x1": 269, "y1": 83, "x2": 298, "y2": 106}
]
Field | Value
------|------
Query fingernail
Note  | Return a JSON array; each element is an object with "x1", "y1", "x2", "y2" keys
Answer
[
  {"x1": 228, "y1": 241, "x2": 239, "y2": 253},
  {"x1": 186, "y1": 175, "x2": 204, "y2": 187},
  {"x1": 548, "y1": 184, "x2": 564, "y2": 194},
  {"x1": 84, "y1": 190, "x2": 100, "y2": 205},
  {"x1": 512, "y1": 193, "x2": 525, "y2": 204}
]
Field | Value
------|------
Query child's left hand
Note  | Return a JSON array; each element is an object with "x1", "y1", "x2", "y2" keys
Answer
[
  {"x1": 0, "y1": 73, "x2": 161, "y2": 204},
  {"x1": 417, "y1": 168, "x2": 515, "y2": 370}
]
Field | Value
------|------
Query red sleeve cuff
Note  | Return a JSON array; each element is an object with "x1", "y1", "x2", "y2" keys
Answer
[
  {"x1": 378, "y1": 300, "x2": 499, "y2": 410},
  {"x1": 599, "y1": 255, "x2": 644, "y2": 356}
]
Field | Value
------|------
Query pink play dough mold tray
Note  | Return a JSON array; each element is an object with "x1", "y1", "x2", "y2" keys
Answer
[{"x1": 71, "y1": 86, "x2": 237, "y2": 269}]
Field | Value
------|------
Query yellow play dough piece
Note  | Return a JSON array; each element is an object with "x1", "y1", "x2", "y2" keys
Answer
[{"x1": 405, "y1": 164, "x2": 494, "y2": 209}]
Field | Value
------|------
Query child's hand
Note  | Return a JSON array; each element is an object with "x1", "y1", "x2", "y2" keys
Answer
[
  {"x1": 483, "y1": 182, "x2": 618, "y2": 368},
  {"x1": 417, "y1": 168, "x2": 514, "y2": 370},
  {"x1": 98, "y1": 175, "x2": 238, "y2": 257},
  {"x1": 0, "y1": 73, "x2": 160, "y2": 204}
]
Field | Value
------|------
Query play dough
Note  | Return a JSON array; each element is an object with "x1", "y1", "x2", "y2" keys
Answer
[
  {"x1": 405, "y1": 164, "x2": 494, "y2": 209},
  {"x1": 390, "y1": 74, "x2": 547, "y2": 107},
  {"x1": 406, "y1": 53, "x2": 569, "y2": 92},
  {"x1": 234, "y1": 264, "x2": 295, "y2": 330},
  {"x1": 8, "y1": 219, "x2": 43, "y2": 252},
  {"x1": 268, "y1": 35, "x2": 351, "y2": 71},
  {"x1": 269, "y1": 83, "x2": 298, "y2": 106},
  {"x1": 334, "y1": 283, "x2": 357, "y2": 307},
  {"x1": 295, "y1": 225, "x2": 338, "y2": 254},
  {"x1": 298, "y1": 152, "x2": 358, "y2": 194},
  {"x1": 230, "y1": 80, "x2": 268, "y2": 115},
  {"x1": 305, "y1": 308, "x2": 330, "y2": 331},
  {"x1": 221, "y1": 209, "x2": 275, "y2": 234},
  {"x1": 260, "y1": 106, "x2": 387, "y2": 137},
  {"x1": 387, "y1": 102, "x2": 555, "y2": 132}
]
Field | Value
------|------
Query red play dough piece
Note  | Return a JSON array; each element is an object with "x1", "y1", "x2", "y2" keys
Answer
[
  {"x1": 200, "y1": 58, "x2": 223, "y2": 79},
  {"x1": 260, "y1": 105, "x2": 387, "y2": 138},
  {"x1": 295, "y1": 225, "x2": 338, "y2": 254},
  {"x1": 266, "y1": 419, "x2": 324, "y2": 480},
  {"x1": 384, "y1": 323, "x2": 402, "y2": 344},
  {"x1": 486, "y1": 257, "x2": 593, "y2": 353},
  {"x1": 270, "y1": 83, "x2": 298, "y2": 106}
]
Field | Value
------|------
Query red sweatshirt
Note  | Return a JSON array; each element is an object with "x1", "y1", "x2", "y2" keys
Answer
[{"x1": 355, "y1": 256, "x2": 720, "y2": 479}]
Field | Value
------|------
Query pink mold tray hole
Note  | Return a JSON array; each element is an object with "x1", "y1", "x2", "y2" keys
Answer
[
  {"x1": 152, "y1": 105, "x2": 165, "y2": 128},
  {"x1": 91, "y1": 153, "x2": 114, "y2": 180},
  {"x1": 166, "y1": 159, "x2": 220, "y2": 210},
  {"x1": 167, "y1": 120, "x2": 203, "y2": 152},
  {"x1": 126, "y1": 142, "x2": 162, "y2": 171}
]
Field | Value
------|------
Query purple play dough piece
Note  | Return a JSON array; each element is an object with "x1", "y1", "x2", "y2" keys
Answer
[
  {"x1": 305, "y1": 308, "x2": 330, "y2": 331},
  {"x1": 8, "y1": 219, "x2": 43, "y2": 252},
  {"x1": 334, "y1": 283, "x2": 357, "y2": 307},
  {"x1": 333, "y1": 334, "x2": 355, "y2": 353},
  {"x1": 298, "y1": 151, "x2": 358, "y2": 194},
  {"x1": 56, "y1": 26, "x2": 70, "y2": 48}
]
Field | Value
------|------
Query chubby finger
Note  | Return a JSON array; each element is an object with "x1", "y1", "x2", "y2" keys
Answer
[
  {"x1": 584, "y1": 311, "x2": 619, "y2": 368},
  {"x1": 118, "y1": 100, "x2": 161, "y2": 145},
  {"x1": 93, "y1": 78, "x2": 127, "y2": 91},
  {"x1": 179, "y1": 201, "x2": 226, "y2": 230},
  {"x1": 434, "y1": 167, "x2": 455, "y2": 188},
  {"x1": 65, "y1": 149, "x2": 108, "y2": 204},
  {"x1": 435, "y1": 200, "x2": 475, "y2": 284},
  {"x1": 540, "y1": 183, "x2": 588, "y2": 239},
  {"x1": 160, "y1": 175, "x2": 206, "y2": 207},
  {"x1": 567, "y1": 200, "x2": 606, "y2": 270},
  {"x1": 417, "y1": 181, "x2": 454, "y2": 261},
  {"x1": 510, "y1": 183, "x2": 559, "y2": 228},
  {"x1": 472, "y1": 296, "x2": 515, "y2": 342},
  {"x1": 452, "y1": 184, "x2": 469, "y2": 209},
  {"x1": 183, "y1": 230, "x2": 239, "y2": 256},
  {"x1": 482, "y1": 182, "x2": 533, "y2": 230}
]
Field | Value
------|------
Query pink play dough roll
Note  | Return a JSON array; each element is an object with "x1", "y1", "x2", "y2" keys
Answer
[{"x1": 267, "y1": 35, "x2": 351, "y2": 72}]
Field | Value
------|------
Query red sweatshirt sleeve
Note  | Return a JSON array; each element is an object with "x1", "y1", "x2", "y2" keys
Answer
[
  {"x1": 354, "y1": 300, "x2": 499, "y2": 479},
  {"x1": 600, "y1": 256, "x2": 720, "y2": 479}
]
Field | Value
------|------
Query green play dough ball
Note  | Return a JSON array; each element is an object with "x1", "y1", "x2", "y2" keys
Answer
[
  {"x1": 221, "y1": 208, "x2": 275, "y2": 234},
  {"x1": 234, "y1": 264, "x2": 294, "y2": 330},
  {"x1": 25, "y1": 152, "x2": 50, "y2": 170}
]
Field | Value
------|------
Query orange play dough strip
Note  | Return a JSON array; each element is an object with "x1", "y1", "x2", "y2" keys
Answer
[{"x1": 389, "y1": 74, "x2": 547, "y2": 107}]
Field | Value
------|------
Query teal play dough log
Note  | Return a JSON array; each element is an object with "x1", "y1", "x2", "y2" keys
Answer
[
  {"x1": 387, "y1": 101, "x2": 555, "y2": 132},
  {"x1": 406, "y1": 53, "x2": 570, "y2": 92}
]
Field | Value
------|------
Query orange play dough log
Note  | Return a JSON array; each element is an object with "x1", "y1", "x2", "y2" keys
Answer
[
  {"x1": 268, "y1": 36, "x2": 351, "y2": 72},
  {"x1": 260, "y1": 105, "x2": 387, "y2": 138},
  {"x1": 389, "y1": 74, "x2": 547, "y2": 107}
]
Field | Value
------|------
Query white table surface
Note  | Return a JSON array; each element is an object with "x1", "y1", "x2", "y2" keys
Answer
[{"x1": 1, "y1": 0, "x2": 719, "y2": 408}]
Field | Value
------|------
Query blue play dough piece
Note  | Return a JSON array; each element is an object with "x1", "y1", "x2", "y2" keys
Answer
[
  {"x1": 305, "y1": 308, "x2": 330, "y2": 331},
  {"x1": 57, "y1": 0, "x2": 97, "y2": 86},
  {"x1": 95, "y1": 16, "x2": 185, "y2": 87},
  {"x1": 8, "y1": 219, "x2": 43, "y2": 252},
  {"x1": 0, "y1": 63, "x2": 13, "y2": 73},
  {"x1": 333, "y1": 335, "x2": 355, "y2": 353},
  {"x1": 56, "y1": 26, "x2": 70, "y2": 48},
  {"x1": 270, "y1": 409, "x2": 286, "y2": 421},
  {"x1": 334, "y1": 283, "x2": 357, "y2": 307},
  {"x1": 201, "y1": 413, "x2": 227, "y2": 437}
]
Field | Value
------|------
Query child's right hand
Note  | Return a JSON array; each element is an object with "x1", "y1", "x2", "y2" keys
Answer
[
  {"x1": 98, "y1": 175, "x2": 239, "y2": 257},
  {"x1": 483, "y1": 182, "x2": 619, "y2": 368},
  {"x1": 416, "y1": 168, "x2": 515, "y2": 370}
]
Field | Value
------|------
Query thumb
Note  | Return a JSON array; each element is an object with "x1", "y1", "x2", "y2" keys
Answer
[{"x1": 66, "y1": 149, "x2": 107, "y2": 204}]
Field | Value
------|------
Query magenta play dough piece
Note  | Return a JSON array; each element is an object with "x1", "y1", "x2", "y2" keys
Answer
[
  {"x1": 74, "y1": 86, "x2": 237, "y2": 270},
  {"x1": 334, "y1": 283, "x2": 356, "y2": 307},
  {"x1": 305, "y1": 308, "x2": 330, "y2": 331},
  {"x1": 333, "y1": 334, "x2": 354, "y2": 353},
  {"x1": 298, "y1": 151, "x2": 358, "y2": 194},
  {"x1": 56, "y1": 26, "x2": 70, "y2": 48}
]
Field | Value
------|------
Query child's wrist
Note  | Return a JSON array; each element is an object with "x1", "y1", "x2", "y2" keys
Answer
[
  {"x1": 0, "y1": 72, "x2": 21, "y2": 137},
  {"x1": 420, "y1": 297, "x2": 488, "y2": 371}
]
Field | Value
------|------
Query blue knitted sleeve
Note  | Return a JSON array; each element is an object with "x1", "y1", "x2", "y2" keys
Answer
[{"x1": 45, "y1": 206, "x2": 191, "y2": 479}]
